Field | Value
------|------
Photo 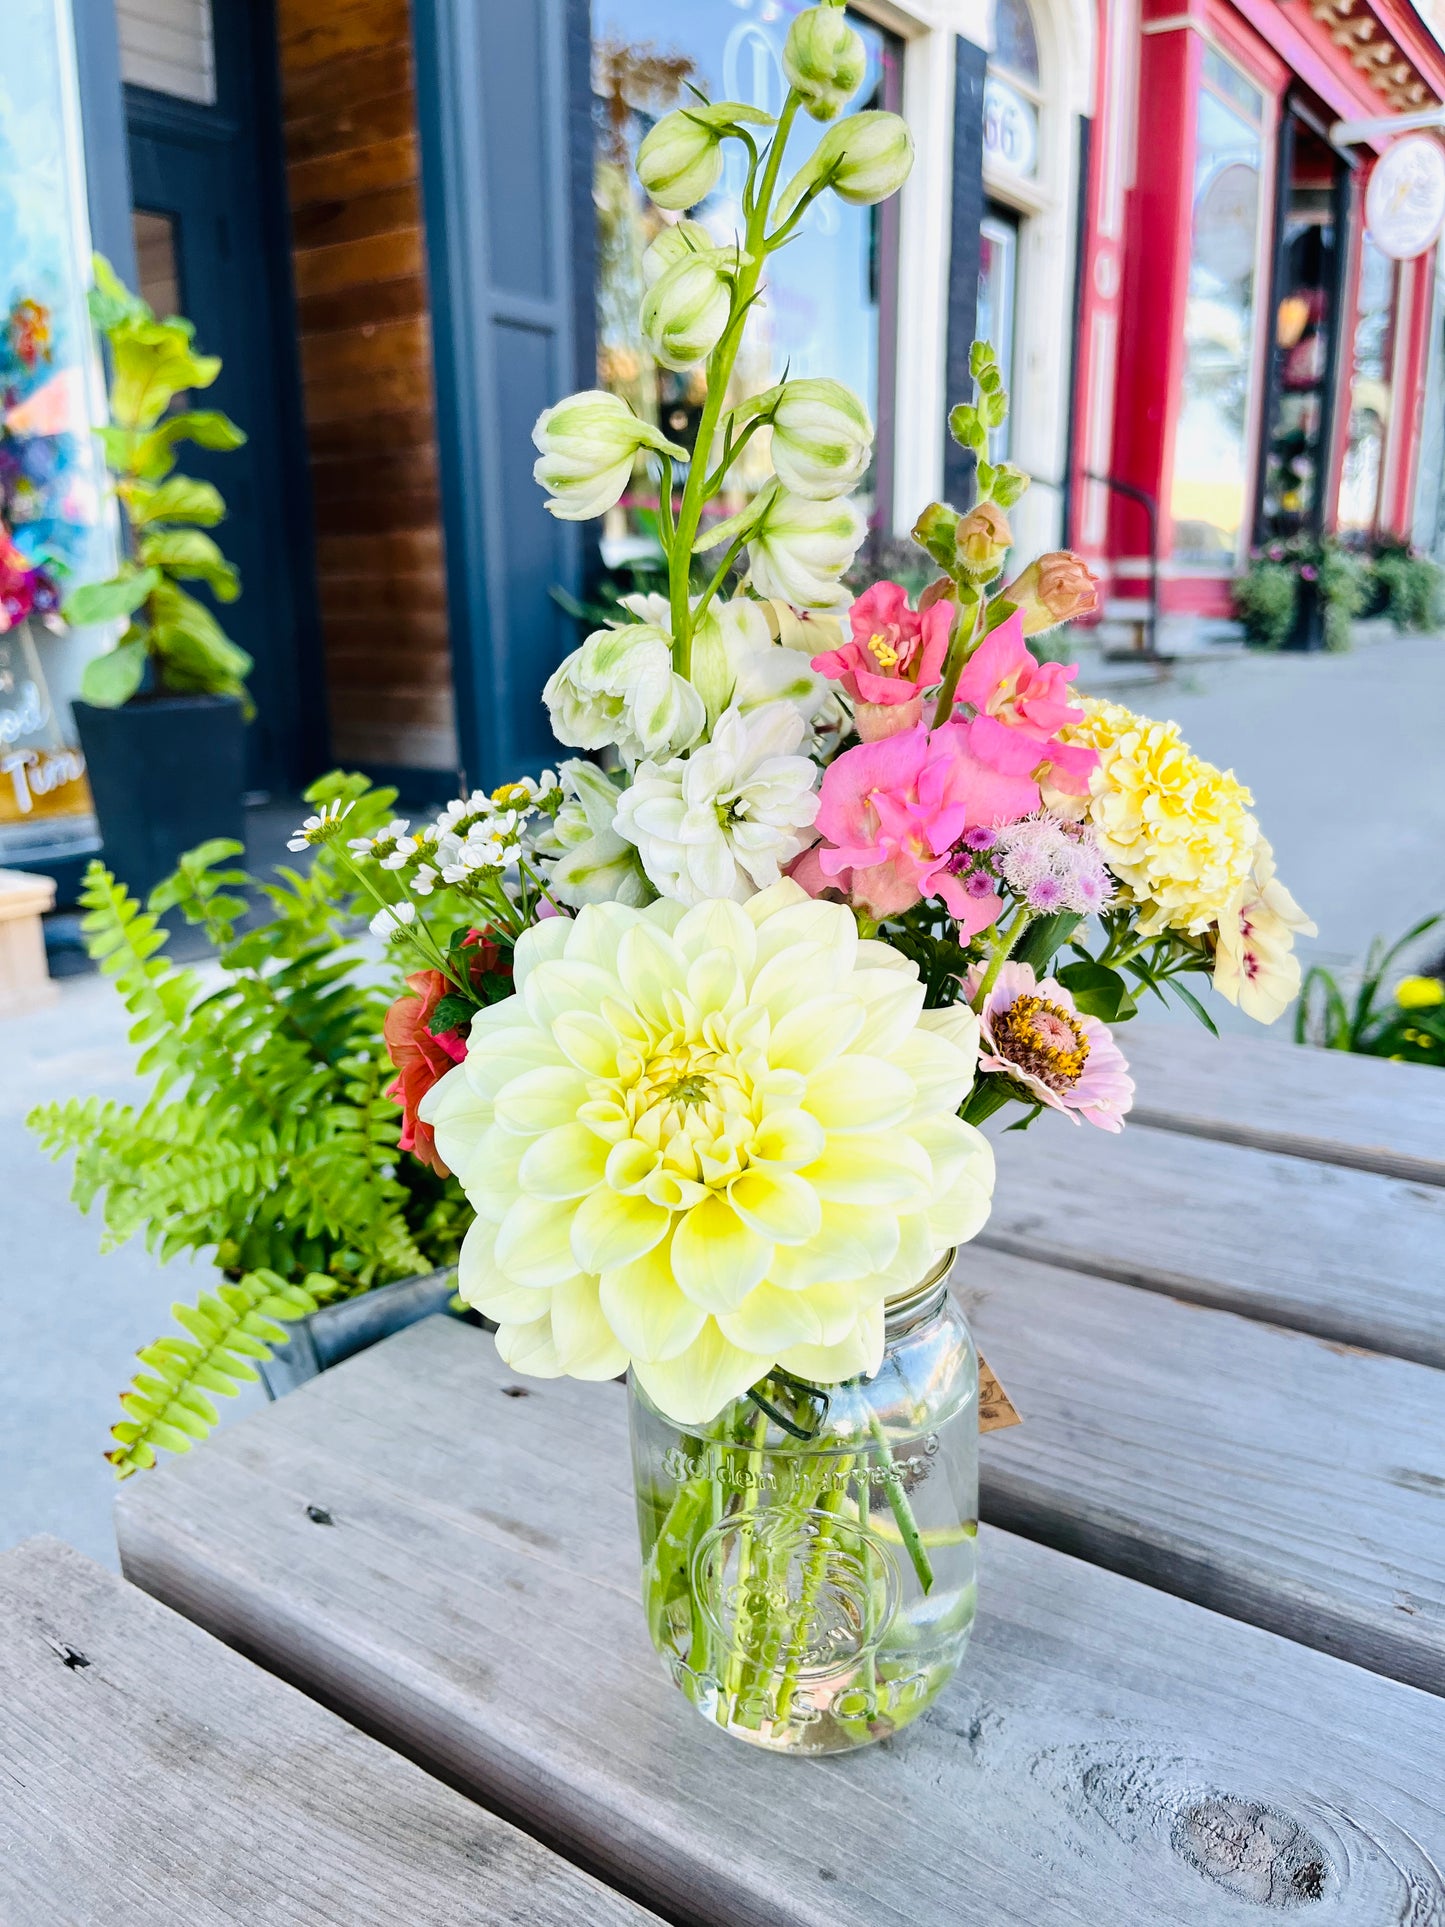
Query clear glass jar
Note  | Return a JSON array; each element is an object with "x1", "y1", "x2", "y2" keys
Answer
[{"x1": 628, "y1": 1252, "x2": 978, "y2": 1755}]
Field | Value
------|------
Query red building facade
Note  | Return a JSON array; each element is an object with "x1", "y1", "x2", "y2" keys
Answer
[{"x1": 1070, "y1": 0, "x2": 1445, "y2": 626}]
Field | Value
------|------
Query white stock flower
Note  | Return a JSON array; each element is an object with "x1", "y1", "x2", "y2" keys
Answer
[
  {"x1": 784, "y1": 4, "x2": 868, "y2": 120},
  {"x1": 704, "y1": 481, "x2": 866, "y2": 611},
  {"x1": 546, "y1": 760, "x2": 654, "y2": 909},
  {"x1": 543, "y1": 623, "x2": 705, "y2": 764},
  {"x1": 532, "y1": 390, "x2": 687, "y2": 522},
  {"x1": 753, "y1": 377, "x2": 873, "y2": 499},
  {"x1": 420, "y1": 882, "x2": 994, "y2": 1424},
  {"x1": 689, "y1": 595, "x2": 833, "y2": 734},
  {"x1": 636, "y1": 101, "x2": 774, "y2": 211},
  {"x1": 1212, "y1": 838, "x2": 1316, "y2": 1024},
  {"x1": 612, "y1": 701, "x2": 820, "y2": 905},
  {"x1": 640, "y1": 241, "x2": 748, "y2": 371},
  {"x1": 778, "y1": 110, "x2": 914, "y2": 217}
]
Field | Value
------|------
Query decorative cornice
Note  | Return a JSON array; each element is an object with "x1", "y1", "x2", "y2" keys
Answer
[{"x1": 1306, "y1": 0, "x2": 1437, "y2": 110}]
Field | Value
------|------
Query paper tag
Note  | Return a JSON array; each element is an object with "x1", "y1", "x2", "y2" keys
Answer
[{"x1": 977, "y1": 1351, "x2": 1022, "y2": 1433}]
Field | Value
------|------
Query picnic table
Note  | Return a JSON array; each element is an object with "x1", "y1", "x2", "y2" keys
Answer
[{"x1": 89, "y1": 1026, "x2": 1445, "y2": 1922}]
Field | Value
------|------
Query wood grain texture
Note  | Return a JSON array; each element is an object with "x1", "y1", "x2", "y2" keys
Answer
[
  {"x1": 274, "y1": 0, "x2": 454, "y2": 771},
  {"x1": 117, "y1": 1319, "x2": 1445, "y2": 1927},
  {"x1": 1122, "y1": 1022, "x2": 1445, "y2": 1187},
  {"x1": 958, "y1": 1249, "x2": 1445, "y2": 1692},
  {"x1": 0, "y1": 1535, "x2": 655, "y2": 1926},
  {"x1": 983, "y1": 1119, "x2": 1445, "y2": 1366}
]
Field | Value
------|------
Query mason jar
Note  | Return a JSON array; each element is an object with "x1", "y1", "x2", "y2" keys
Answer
[{"x1": 627, "y1": 1251, "x2": 978, "y2": 1755}]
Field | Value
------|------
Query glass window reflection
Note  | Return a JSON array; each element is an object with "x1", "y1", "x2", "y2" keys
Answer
[
  {"x1": 1338, "y1": 237, "x2": 1395, "y2": 536},
  {"x1": 1169, "y1": 50, "x2": 1264, "y2": 564}
]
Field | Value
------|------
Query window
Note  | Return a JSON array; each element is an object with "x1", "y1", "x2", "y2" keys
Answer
[
  {"x1": 992, "y1": 0, "x2": 1039, "y2": 86},
  {"x1": 985, "y1": 0, "x2": 1041, "y2": 184},
  {"x1": 1169, "y1": 47, "x2": 1266, "y2": 563},
  {"x1": 592, "y1": 1, "x2": 900, "y2": 564},
  {"x1": 977, "y1": 209, "x2": 1019, "y2": 458},
  {"x1": 1337, "y1": 237, "x2": 1396, "y2": 536}
]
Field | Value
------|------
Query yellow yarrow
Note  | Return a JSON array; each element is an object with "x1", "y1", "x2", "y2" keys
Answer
[
  {"x1": 1062, "y1": 698, "x2": 1259, "y2": 938},
  {"x1": 420, "y1": 880, "x2": 994, "y2": 1425}
]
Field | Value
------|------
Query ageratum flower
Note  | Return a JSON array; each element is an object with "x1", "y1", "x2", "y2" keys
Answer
[{"x1": 422, "y1": 881, "x2": 995, "y2": 1425}]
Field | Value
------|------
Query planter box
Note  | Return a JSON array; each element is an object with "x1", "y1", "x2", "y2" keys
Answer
[
  {"x1": 73, "y1": 694, "x2": 245, "y2": 900},
  {"x1": 258, "y1": 1269, "x2": 462, "y2": 1400}
]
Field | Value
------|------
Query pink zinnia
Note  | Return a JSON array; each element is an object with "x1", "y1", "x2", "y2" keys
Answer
[
  {"x1": 805, "y1": 721, "x2": 1038, "y2": 930},
  {"x1": 953, "y1": 610, "x2": 1098, "y2": 796},
  {"x1": 968, "y1": 959, "x2": 1134, "y2": 1131},
  {"x1": 811, "y1": 581, "x2": 951, "y2": 741}
]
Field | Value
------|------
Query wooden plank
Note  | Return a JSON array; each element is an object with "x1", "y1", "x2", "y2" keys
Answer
[
  {"x1": 316, "y1": 526, "x2": 443, "y2": 575},
  {"x1": 278, "y1": 0, "x2": 410, "y2": 75},
  {"x1": 983, "y1": 1120, "x2": 1445, "y2": 1367},
  {"x1": 288, "y1": 133, "x2": 419, "y2": 210},
  {"x1": 0, "y1": 1535, "x2": 655, "y2": 1926},
  {"x1": 117, "y1": 1319, "x2": 1445, "y2": 1927},
  {"x1": 302, "y1": 360, "x2": 435, "y2": 425},
  {"x1": 292, "y1": 229, "x2": 426, "y2": 300},
  {"x1": 957, "y1": 1250, "x2": 1445, "y2": 1692},
  {"x1": 284, "y1": 86, "x2": 417, "y2": 165},
  {"x1": 298, "y1": 272, "x2": 429, "y2": 336},
  {"x1": 291, "y1": 186, "x2": 424, "y2": 256},
  {"x1": 1122, "y1": 1021, "x2": 1445, "y2": 1186},
  {"x1": 280, "y1": 45, "x2": 413, "y2": 125}
]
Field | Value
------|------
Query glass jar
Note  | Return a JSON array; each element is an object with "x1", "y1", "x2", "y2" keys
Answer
[{"x1": 628, "y1": 1252, "x2": 978, "y2": 1755}]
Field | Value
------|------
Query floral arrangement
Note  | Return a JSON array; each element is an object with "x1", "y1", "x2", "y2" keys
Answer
[
  {"x1": 291, "y1": 9, "x2": 1314, "y2": 1432},
  {"x1": 287, "y1": 7, "x2": 1314, "y2": 1749}
]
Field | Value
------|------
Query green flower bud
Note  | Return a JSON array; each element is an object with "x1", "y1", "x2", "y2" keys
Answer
[
  {"x1": 778, "y1": 110, "x2": 914, "y2": 218},
  {"x1": 639, "y1": 242, "x2": 748, "y2": 371},
  {"x1": 746, "y1": 377, "x2": 873, "y2": 498},
  {"x1": 783, "y1": 4, "x2": 868, "y2": 121},
  {"x1": 532, "y1": 390, "x2": 688, "y2": 522},
  {"x1": 912, "y1": 502, "x2": 960, "y2": 570},
  {"x1": 641, "y1": 220, "x2": 714, "y2": 287},
  {"x1": 637, "y1": 101, "x2": 774, "y2": 212},
  {"x1": 700, "y1": 480, "x2": 866, "y2": 611}
]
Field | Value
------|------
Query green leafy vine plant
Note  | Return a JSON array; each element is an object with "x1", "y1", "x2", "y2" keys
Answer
[
  {"x1": 27, "y1": 774, "x2": 469, "y2": 1475},
  {"x1": 62, "y1": 254, "x2": 253, "y2": 710}
]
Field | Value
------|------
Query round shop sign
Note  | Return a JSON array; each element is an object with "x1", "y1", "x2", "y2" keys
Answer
[{"x1": 1366, "y1": 136, "x2": 1445, "y2": 260}]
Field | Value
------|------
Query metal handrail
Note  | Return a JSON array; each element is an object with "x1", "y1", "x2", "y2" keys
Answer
[{"x1": 1084, "y1": 470, "x2": 1160, "y2": 659}]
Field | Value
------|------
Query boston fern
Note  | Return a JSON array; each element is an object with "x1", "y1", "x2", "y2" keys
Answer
[{"x1": 28, "y1": 774, "x2": 468, "y2": 1475}]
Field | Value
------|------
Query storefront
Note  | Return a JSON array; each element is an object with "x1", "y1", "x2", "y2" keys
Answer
[{"x1": 1071, "y1": 0, "x2": 1445, "y2": 628}]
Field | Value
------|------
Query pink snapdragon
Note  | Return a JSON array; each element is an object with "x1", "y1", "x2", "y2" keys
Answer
[
  {"x1": 811, "y1": 581, "x2": 951, "y2": 740},
  {"x1": 953, "y1": 609, "x2": 1098, "y2": 795},
  {"x1": 802, "y1": 720, "x2": 1038, "y2": 929}
]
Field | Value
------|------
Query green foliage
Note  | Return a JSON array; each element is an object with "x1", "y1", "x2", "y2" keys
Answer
[
  {"x1": 28, "y1": 786, "x2": 469, "y2": 1474},
  {"x1": 1232, "y1": 560, "x2": 1296, "y2": 649},
  {"x1": 1371, "y1": 546, "x2": 1445, "y2": 632},
  {"x1": 1318, "y1": 546, "x2": 1367, "y2": 652},
  {"x1": 66, "y1": 254, "x2": 253, "y2": 711},
  {"x1": 1296, "y1": 915, "x2": 1444, "y2": 1068}
]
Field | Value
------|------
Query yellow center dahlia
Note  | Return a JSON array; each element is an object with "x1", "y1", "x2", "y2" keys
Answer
[
  {"x1": 421, "y1": 879, "x2": 994, "y2": 1424},
  {"x1": 1064, "y1": 698, "x2": 1259, "y2": 937}
]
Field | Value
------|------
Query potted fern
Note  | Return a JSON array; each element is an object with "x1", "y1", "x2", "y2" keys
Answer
[
  {"x1": 63, "y1": 257, "x2": 253, "y2": 899},
  {"x1": 28, "y1": 774, "x2": 472, "y2": 1475}
]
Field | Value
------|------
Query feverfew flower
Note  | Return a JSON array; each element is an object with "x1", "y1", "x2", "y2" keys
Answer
[
  {"x1": 613, "y1": 702, "x2": 820, "y2": 905},
  {"x1": 286, "y1": 798, "x2": 354, "y2": 851},
  {"x1": 970, "y1": 959, "x2": 1134, "y2": 1132},
  {"x1": 420, "y1": 882, "x2": 994, "y2": 1424},
  {"x1": 1060, "y1": 699, "x2": 1259, "y2": 937},
  {"x1": 544, "y1": 624, "x2": 705, "y2": 764},
  {"x1": 369, "y1": 900, "x2": 417, "y2": 941},
  {"x1": 1212, "y1": 836, "x2": 1315, "y2": 1023}
]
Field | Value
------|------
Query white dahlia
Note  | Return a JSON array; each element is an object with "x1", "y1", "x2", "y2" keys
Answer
[{"x1": 421, "y1": 881, "x2": 994, "y2": 1424}]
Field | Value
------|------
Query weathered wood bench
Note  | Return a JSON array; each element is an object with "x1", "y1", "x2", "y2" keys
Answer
[
  {"x1": 0, "y1": 1535, "x2": 656, "y2": 1926},
  {"x1": 114, "y1": 1320, "x2": 1445, "y2": 1925}
]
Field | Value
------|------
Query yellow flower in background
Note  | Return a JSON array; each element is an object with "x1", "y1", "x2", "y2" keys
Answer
[
  {"x1": 1397, "y1": 975, "x2": 1445, "y2": 1010},
  {"x1": 1061, "y1": 699, "x2": 1259, "y2": 937},
  {"x1": 421, "y1": 880, "x2": 993, "y2": 1425}
]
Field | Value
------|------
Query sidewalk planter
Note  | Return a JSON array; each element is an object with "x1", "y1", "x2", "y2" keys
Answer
[
  {"x1": 73, "y1": 694, "x2": 246, "y2": 899},
  {"x1": 258, "y1": 1268, "x2": 461, "y2": 1399}
]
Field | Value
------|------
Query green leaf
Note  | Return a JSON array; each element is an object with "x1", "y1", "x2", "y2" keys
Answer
[
  {"x1": 1055, "y1": 960, "x2": 1136, "y2": 1023},
  {"x1": 427, "y1": 993, "x2": 477, "y2": 1036},
  {"x1": 108, "y1": 316, "x2": 221, "y2": 431},
  {"x1": 139, "y1": 528, "x2": 240, "y2": 600},
  {"x1": 125, "y1": 475, "x2": 226, "y2": 527},
  {"x1": 63, "y1": 568, "x2": 159, "y2": 627},
  {"x1": 1167, "y1": 975, "x2": 1219, "y2": 1036},
  {"x1": 1012, "y1": 911, "x2": 1082, "y2": 976},
  {"x1": 80, "y1": 639, "x2": 149, "y2": 707},
  {"x1": 90, "y1": 253, "x2": 150, "y2": 332}
]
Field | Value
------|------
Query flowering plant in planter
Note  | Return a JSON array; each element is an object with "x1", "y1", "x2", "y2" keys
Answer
[{"x1": 296, "y1": 4, "x2": 1314, "y2": 1752}]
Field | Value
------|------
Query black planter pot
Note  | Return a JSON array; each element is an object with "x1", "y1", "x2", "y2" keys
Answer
[
  {"x1": 1285, "y1": 576, "x2": 1326, "y2": 652},
  {"x1": 72, "y1": 694, "x2": 246, "y2": 898}
]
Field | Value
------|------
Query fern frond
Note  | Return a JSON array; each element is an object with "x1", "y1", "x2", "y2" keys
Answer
[{"x1": 107, "y1": 1271, "x2": 320, "y2": 1478}]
